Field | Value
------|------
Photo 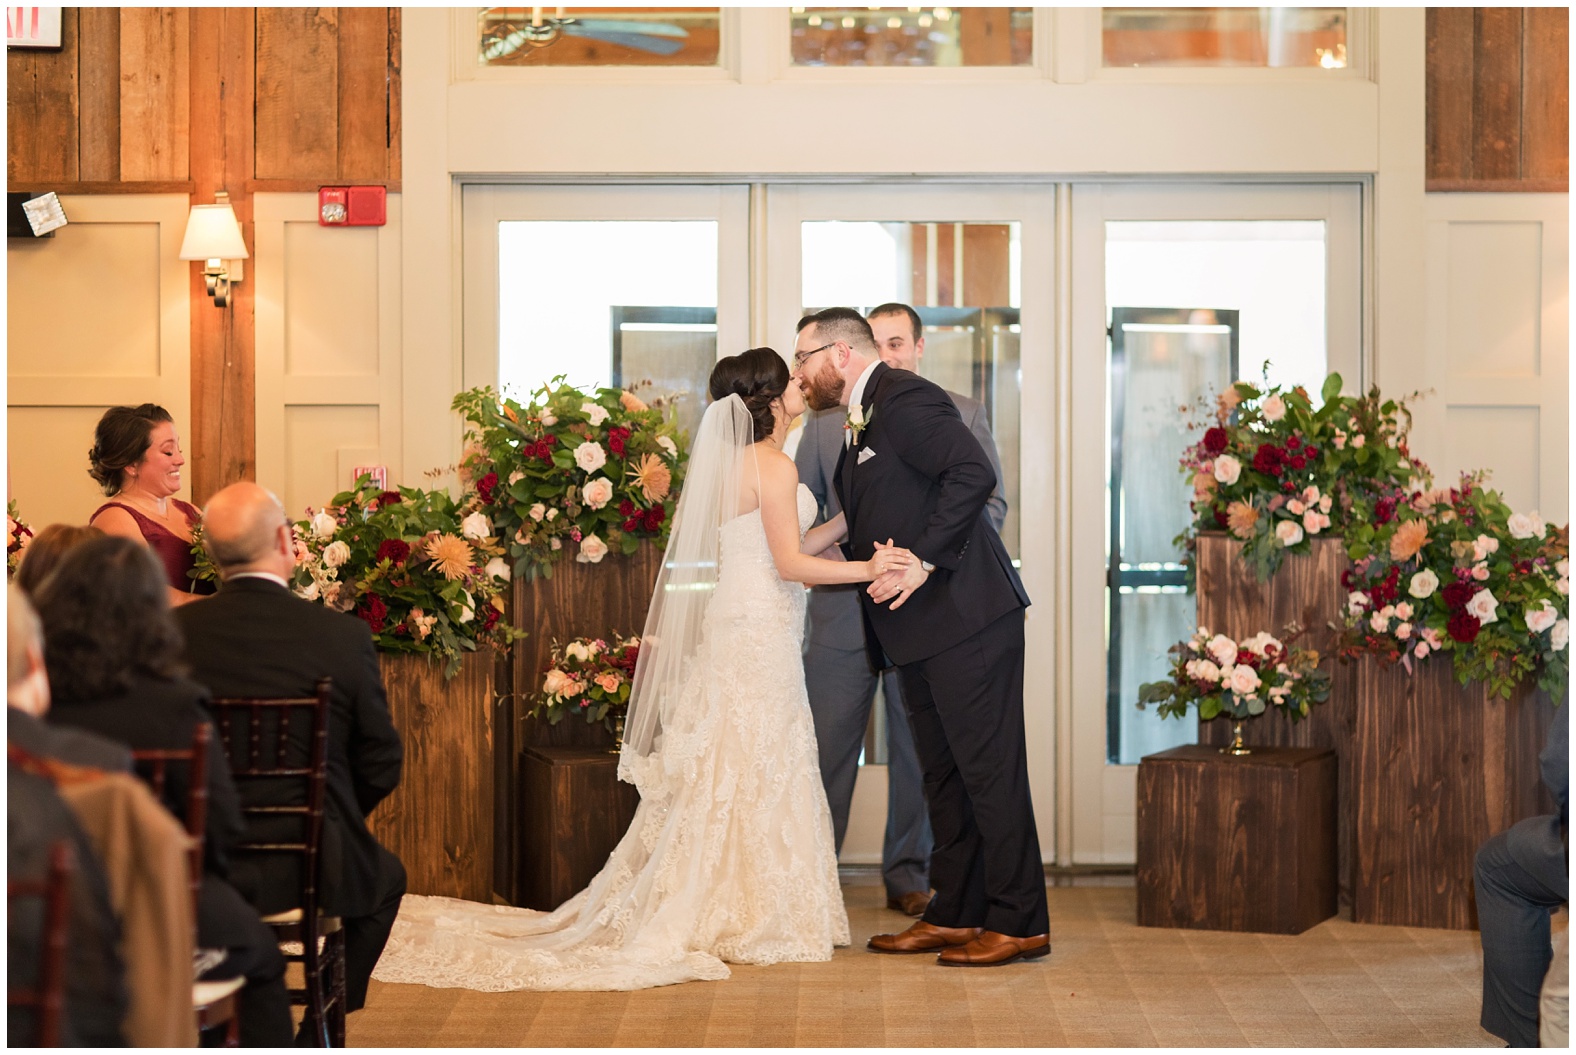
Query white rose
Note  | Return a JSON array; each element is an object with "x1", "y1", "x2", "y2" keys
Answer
[
  {"x1": 1206, "y1": 634, "x2": 1238, "y2": 667},
  {"x1": 1275, "y1": 520, "x2": 1304, "y2": 547},
  {"x1": 1395, "y1": 602, "x2": 1414, "y2": 620},
  {"x1": 546, "y1": 508, "x2": 559, "y2": 521},
  {"x1": 1260, "y1": 394, "x2": 1286, "y2": 422},
  {"x1": 1288, "y1": 499, "x2": 1306, "y2": 516},
  {"x1": 1466, "y1": 589, "x2": 1499, "y2": 626},
  {"x1": 565, "y1": 641, "x2": 591, "y2": 663},
  {"x1": 529, "y1": 503, "x2": 546, "y2": 522},
  {"x1": 582, "y1": 477, "x2": 614, "y2": 510},
  {"x1": 1473, "y1": 534, "x2": 1500, "y2": 563},
  {"x1": 1369, "y1": 611, "x2": 1389, "y2": 633},
  {"x1": 311, "y1": 511, "x2": 338, "y2": 539},
  {"x1": 1213, "y1": 454, "x2": 1242, "y2": 486},
  {"x1": 576, "y1": 533, "x2": 608, "y2": 564},
  {"x1": 1348, "y1": 590, "x2": 1370, "y2": 614},
  {"x1": 1228, "y1": 665, "x2": 1262, "y2": 695},
  {"x1": 1396, "y1": 622, "x2": 1413, "y2": 640},
  {"x1": 540, "y1": 412, "x2": 557, "y2": 426},
  {"x1": 485, "y1": 556, "x2": 510, "y2": 582},
  {"x1": 581, "y1": 402, "x2": 610, "y2": 427},
  {"x1": 1525, "y1": 600, "x2": 1558, "y2": 634},
  {"x1": 456, "y1": 592, "x2": 475, "y2": 624},
  {"x1": 461, "y1": 512, "x2": 492, "y2": 540},
  {"x1": 297, "y1": 580, "x2": 321, "y2": 602},
  {"x1": 1414, "y1": 641, "x2": 1431, "y2": 659},
  {"x1": 322, "y1": 540, "x2": 351, "y2": 568},
  {"x1": 1408, "y1": 569, "x2": 1439, "y2": 600},
  {"x1": 508, "y1": 469, "x2": 526, "y2": 486},
  {"x1": 1319, "y1": 495, "x2": 1333, "y2": 514},
  {"x1": 1508, "y1": 512, "x2": 1546, "y2": 540},
  {"x1": 1552, "y1": 619, "x2": 1569, "y2": 652},
  {"x1": 657, "y1": 436, "x2": 678, "y2": 459},
  {"x1": 574, "y1": 441, "x2": 608, "y2": 474},
  {"x1": 1380, "y1": 604, "x2": 1396, "y2": 619},
  {"x1": 1192, "y1": 659, "x2": 1222, "y2": 683},
  {"x1": 1303, "y1": 510, "x2": 1328, "y2": 535},
  {"x1": 542, "y1": 668, "x2": 572, "y2": 697}
]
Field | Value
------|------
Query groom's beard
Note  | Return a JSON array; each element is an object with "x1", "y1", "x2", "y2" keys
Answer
[{"x1": 802, "y1": 363, "x2": 845, "y2": 412}]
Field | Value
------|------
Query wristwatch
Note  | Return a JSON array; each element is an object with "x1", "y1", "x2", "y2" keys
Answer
[{"x1": 919, "y1": 559, "x2": 936, "y2": 574}]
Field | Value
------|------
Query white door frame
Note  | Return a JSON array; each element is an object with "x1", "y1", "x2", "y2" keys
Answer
[{"x1": 1067, "y1": 180, "x2": 1365, "y2": 864}]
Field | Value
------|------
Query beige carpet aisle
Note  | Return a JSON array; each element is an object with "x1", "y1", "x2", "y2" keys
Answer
[{"x1": 348, "y1": 880, "x2": 1502, "y2": 1047}]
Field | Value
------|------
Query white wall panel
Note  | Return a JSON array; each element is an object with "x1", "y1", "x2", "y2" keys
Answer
[
  {"x1": 1445, "y1": 223, "x2": 1542, "y2": 379},
  {"x1": 1444, "y1": 405, "x2": 1541, "y2": 514},
  {"x1": 6, "y1": 406, "x2": 122, "y2": 528},
  {"x1": 282, "y1": 405, "x2": 381, "y2": 521},
  {"x1": 284, "y1": 223, "x2": 382, "y2": 378}
]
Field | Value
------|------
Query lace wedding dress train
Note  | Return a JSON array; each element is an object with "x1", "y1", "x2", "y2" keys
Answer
[{"x1": 371, "y1": 483, "x2": 850, "y2": 992}]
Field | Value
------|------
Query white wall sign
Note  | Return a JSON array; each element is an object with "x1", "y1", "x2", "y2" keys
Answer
[{"x1": 7, "y1": 7, "x2": 61, "y2": 49}]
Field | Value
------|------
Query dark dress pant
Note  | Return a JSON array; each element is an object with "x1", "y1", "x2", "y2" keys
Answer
[
  {"x1": 344, "y1": 846, "x2": 407, "y2": 1012},
  {"x1": 198, "y1": 876, "x2": 292, "y2": 1047},
  {"x1": 898, "y1": 608, "x2": 1047, "y2": 938},
  {"x1": 1475, "y1": 823, "x2": 1568, "y2": 1046}
]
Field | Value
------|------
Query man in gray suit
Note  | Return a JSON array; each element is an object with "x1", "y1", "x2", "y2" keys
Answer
[{"x1": 795, "y1": 302, "x2": 1007, "y2": 917}]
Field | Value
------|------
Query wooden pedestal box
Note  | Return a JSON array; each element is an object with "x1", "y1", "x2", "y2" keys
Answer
[
  {"x1": 1352, "y1": 659, "x2": 1556, "y2": 930},
  {"x1": 367, "y1": 653, "x2": 495, "y2": 902},
  {"x1": 519, "y1": 746, "x2": 641, "y2": 912},
  {"x1": 1194, "y1": 533, "x2": 1357, "y2": 908},
  {"x1": 1138, "y1": 745, "x2": 1337, "y2": 935}
]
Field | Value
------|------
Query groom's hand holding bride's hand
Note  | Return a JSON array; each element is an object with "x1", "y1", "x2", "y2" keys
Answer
[{"x1": 868, "y1": 540, "x2": 928, "y2": 610}]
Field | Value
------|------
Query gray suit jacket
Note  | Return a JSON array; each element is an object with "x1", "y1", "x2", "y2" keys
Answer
[{"x1": 796, "y1": 387, "x2": 1007, "y2": 651}]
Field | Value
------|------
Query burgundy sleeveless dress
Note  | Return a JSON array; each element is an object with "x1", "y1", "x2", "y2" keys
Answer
[{"x1": 90, "y1": 499, "x2": 215, "y2": 596}]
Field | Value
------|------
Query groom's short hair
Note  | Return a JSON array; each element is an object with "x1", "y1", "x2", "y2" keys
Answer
[{"x1": 797, "y1": 307, "x2": 877, "y2": 352}]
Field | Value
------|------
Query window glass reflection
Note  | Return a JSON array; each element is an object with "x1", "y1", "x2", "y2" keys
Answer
[
  {"x1": 791, "y1": 7, "x2": 1033, "y2": 67},
  {"x1": 478, "y1": 7, "x2": 721, "y2": 67},
  {"x1": 1102, "y1": 7, "x2": 1348, "y2": 69}
]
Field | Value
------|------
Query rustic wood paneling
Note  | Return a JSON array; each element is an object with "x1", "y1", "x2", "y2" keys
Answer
[
  {"x1": 1352, "y1": 659, "x2": 1556, "y2": 930},
  {"x1": 1521, "y1": 7, "x2": 1569, "y2": 181},
  {"x1": 368, "y1": 653, "x2": 497, "y2": 901},
  {"x1": 388, "y1": 9, "x2": 402, "y2": 183},
  {"x1": 1194, "y1": 533, "x2": 1357, "y2": 908},
  {"x1": 7, "y1": 6, "x2": 79, "y2": 183},
  {"x1": 337, "y1": 7, "x2": 391, "y2": 182},
  {"x1": 188, "y1": 7, "x2": 258, "y2": 503},
  {"x1": 255, "y1": 7, "x2": 339, "y2": 180},
  {"x1": 520, "y1": 747, "x2": 641, "y2": 911},
  {"x1": 497, "y1": 544, "x2": 665, "y2": 903},
  {"x1": 1471, "y1": 7, "x2": 1523, "y2": 182},
  {"x1": 962, "y1": 224, "x2": 1012, "y2": 308},
  {"x1": 1138, "y1": 745, "x2": 1338, "y2": 935},
  {"x1": 1426, "y1": 7, "x2": 1475, "y2": 182},
  {"x1": 76, "y1": 7, "x2": 121, "y2": 182},
  {"x1": 119, "y1": 7, "x2": 190, "y2": 182}
]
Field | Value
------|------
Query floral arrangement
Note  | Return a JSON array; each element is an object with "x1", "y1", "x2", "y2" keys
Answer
[
  {"x1": 291, "y1": 476, "x2": 525, "y2": 677},
  {"x1": 7, "y1": 500, "x2": 32, "y2": 577},
  {"x1": 534, "y1": 633, "x2": 641, "y2": 735},
  {"x1": 1336, "y1": 471, "x2": 1569, "y2": 700},
  {"x1": 1180, "y1": 373, "x2": 1428, "y2": 581},
  {"x1": 1138, "y1": 626, "x2": 1331, "y2": 723},
  {"x1": 452, "y1": 379, "x2": 688, "y2": 580}
]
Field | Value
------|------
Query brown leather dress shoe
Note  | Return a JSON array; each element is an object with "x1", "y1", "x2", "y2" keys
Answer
[
  {"x1": 885, "y1": 891, "x2": 933, "y2": 917},
  {"x1": 936, "y1": 930, "x2": 1051, "y2": 967},
  {"x1": 867, "y1": 920, "x2": 982, "y2": 954}
]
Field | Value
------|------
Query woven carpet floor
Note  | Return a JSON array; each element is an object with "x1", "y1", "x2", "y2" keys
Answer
[{"x1": 347, "y1": 880, "x2": 1508, "y2": 1047}]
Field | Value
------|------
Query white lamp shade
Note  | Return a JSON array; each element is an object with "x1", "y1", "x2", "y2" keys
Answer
[{"x1": 179, "y1": 203, "x2": 249, "y2": 261}]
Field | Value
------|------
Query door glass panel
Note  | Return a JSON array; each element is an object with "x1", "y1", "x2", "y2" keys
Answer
[
  {"x1": 1102, "y1": 7, "x2": 1349, "y2": 69},
  {"x1": 477, "y1": 7, "x2": 722, "y2": 67},
  {"x1": 800, "y1": 220, "x2": 1022, "y2": 558},
  {"x1": 497, "y1": 220, "x2": 716, "y2": 439},
  {"x1": 791, "y1": 7, "x2": 1033, "y2": 66}
]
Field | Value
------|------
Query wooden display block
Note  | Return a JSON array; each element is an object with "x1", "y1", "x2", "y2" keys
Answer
[
  {"x1": 519, "y1": 746, "x2": 641, "y2": 912},
  {"x1": 1138, "y1": 745, "x2": 1337, "y2": 935},
  {"x1": 367, "y1": 653, "x2": 495, "y2": 902},
  {"x1": 1194, "y1": 532, "x2": 1357, "y2": 908},
  {"x1": 1353, "y1": 659, "x2": 1556, "y2": 930}
]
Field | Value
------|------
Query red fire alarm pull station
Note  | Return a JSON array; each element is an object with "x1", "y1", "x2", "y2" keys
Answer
[{"x1": 318, "y1": 186, "x2": 387, "y2": 226}]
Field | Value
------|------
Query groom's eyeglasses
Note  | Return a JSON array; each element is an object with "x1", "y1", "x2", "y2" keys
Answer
[{"x1": 793, "y1": 343, "x2": 835, "y2": 369}]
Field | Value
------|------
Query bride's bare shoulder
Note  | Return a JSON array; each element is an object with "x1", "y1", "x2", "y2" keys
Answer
[{"x1": 752, "y1": 445, "x2": 800, "y2": 489}]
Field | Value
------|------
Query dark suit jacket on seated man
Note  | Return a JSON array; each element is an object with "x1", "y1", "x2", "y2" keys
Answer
[{"x1": 175, "y1": 481, "x2": 405, "y2": 1014}]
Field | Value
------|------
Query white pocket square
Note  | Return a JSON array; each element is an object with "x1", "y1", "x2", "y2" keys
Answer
[{"x1": 857, "y1": 447, "x2": 877, "y2": 465}]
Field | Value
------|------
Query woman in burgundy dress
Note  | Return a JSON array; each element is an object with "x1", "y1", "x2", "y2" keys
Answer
[{"x1": 87, "y1": 403, "x2": 213, "y2": 606}]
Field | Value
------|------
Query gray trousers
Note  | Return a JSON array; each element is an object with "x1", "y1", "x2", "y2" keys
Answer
[
  {"x1": 803, "y1": 642, "x2": 933, "y2": 899},
  {"x1": 1475, "y1": 823, "x2": 1568, "y2": 1047}
]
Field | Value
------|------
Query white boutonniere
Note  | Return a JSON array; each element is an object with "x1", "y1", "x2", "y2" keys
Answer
[{"x1": 845, "y1": 403, "x2": 873, "y2": 443}]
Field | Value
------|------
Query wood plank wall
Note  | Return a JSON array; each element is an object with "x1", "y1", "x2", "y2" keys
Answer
[
  {"x1": 7, "y1": 7, "x2": 402, "y2": 502},
  {"x1": 1427, "y1": 7, "x2": 1569, "y2": 191}
]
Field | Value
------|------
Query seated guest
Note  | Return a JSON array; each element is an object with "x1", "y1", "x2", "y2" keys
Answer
[
  {"x1": 7, "y1": 586, "x2": 129, "y2": 1047},
  {"x1": 1475, "y1": 702, "x2": 1569, "y2": 1047},
  {"x1": 12, "y1": 523, "x2": 103, "y2": 598},
  {"x1": 86, "y1": 402, "x2": 213, "y2": 606},
  {"x1": 35, "y1": 537, "x2": 291, "y2": 1047},
  {"x1": 177, "y1": 481, "x2": 405, "y2": 1024}
]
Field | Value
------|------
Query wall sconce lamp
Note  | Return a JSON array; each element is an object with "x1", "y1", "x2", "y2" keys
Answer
[{"x1": 179, "y1": 192, "x2": 249, "y2": 307}]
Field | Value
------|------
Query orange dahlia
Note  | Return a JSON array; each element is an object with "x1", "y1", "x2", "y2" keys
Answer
[
  {"x1": 1226, "y1": 500, "x2": 1259, "y2": 539},
  {"x1": 1389, "y1": 519, "x2": 1429, "y2": 562},
  {"x1": 629, "y1": 453, "x2": 671, "y2": 503},
  {"x1": 425, "y1": 533, "x2": 474, "y2": 581}
]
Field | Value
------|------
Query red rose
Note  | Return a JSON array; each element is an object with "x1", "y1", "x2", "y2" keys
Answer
[
  {"x1": 1447, "y1": 610, "x2": 1481, "y2": 643},
  {"x1": 1202, "y1": 427, "x2": 1228, "y2": 455},
  {"x1": 377, "y1": 491, "x2": 403, "y2": 506},
  {"x1": 1288, "y1": 455, "x2": 1306, "y2": 470},
  {"x1": 376, "y1": 539, "x2": 411, "y2": 566},
  {"x1": 642, "y1": 505, "x2": 666, "y2": 531},
  {"x1": 356, "y1": 594, "x2": 389, "y2": 633},
  {"x1": 1252, "y1": 443, "x2": 1284, "y2": 476},
  {"x1": 1286, "y1": 435, "x2": 1302, "y2": 451},
  {"x1": 483, "y1": 605, "x2": 500, "y2": 631},
  {"x1": 608, "y1": 427, "x2": 631, "y2": 456},
  {"x1": 1212, "y1": 507, "x2": 1228, "y2": 529},
  {"x1": 1235, "y1": 649, "x2": 1258, "y2": 668},
  {"x1": 476, "y1": 472, "x2": 499, "y2": 505},
  {"x1": 618, "y1": 499, "x2": 635, "y2": 517},
  {"x1": 1441, "y1": 581, "x2": 1476, "y2": 610},
  {"x1": 1375, "y1": 497, "x2": 1397, "y2": 525}
]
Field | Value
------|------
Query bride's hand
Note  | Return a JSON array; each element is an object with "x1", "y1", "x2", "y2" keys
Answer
[{"x1": 865, "y1": 539, "x2": 912, "y2": 580}]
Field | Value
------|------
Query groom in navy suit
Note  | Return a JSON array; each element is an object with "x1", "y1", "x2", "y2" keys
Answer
[{"x1": 791, "y1": 307, "x2": 1049, "y2": 966}]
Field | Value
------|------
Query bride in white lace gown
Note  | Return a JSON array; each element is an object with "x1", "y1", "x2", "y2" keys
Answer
[{"x1": 372, "y1": 349, "x2": 909, "y2": 992}]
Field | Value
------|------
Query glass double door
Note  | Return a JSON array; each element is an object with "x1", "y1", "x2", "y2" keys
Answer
[{"x1": 461, "y1": 183, "x2": 1059, "y2": 864}]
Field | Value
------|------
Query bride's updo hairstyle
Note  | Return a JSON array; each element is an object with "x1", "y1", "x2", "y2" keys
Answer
[
  {"x1": 88, "y1": 402, "x2": 174, "y2": 496},
  {"x1": 708, "y1": 347, "x2": 790, "y2": 443}
]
